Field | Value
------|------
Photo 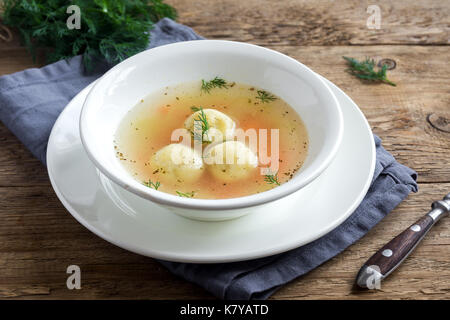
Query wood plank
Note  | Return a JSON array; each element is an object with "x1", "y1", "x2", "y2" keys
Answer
[
  {"x1": 0, "y1": 124, "x2": 48, "y2": 187},
  {"x1": 168, "y1": 0, "x2": 450, "y2": 45},
  {"x1": 0, "y1": 47, "x2": 43, "y2": 75},
  {"x1": 0, "y1": 183, "x2": 447, "y2": 299},
  {"x1": 1, "y1": 45, "x2": 448, "y2": 185}
]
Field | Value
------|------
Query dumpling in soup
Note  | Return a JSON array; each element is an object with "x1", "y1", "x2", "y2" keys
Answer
[
  {"x1": 203, "y1": 141, "x2": 258, "y2": 182},
  {"x1": 184, "y1": 108, "x2": 235, "y2": 142},
  {"x1": 150, "y1": 144, "x2": 204, "y2": 183}
]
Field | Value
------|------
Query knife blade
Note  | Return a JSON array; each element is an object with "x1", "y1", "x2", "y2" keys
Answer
[{"x1": 356, "y1": 193, "x2": 450, "y2": 289}]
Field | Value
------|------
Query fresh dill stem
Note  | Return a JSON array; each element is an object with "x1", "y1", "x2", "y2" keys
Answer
[
  {"x1": 343, "y1": 56, "x2": 396, "y2": 87},
  {"x1": 143, "y1": 179, "x2": 160, "y2": 190},
  {"x1": 256, "y1": 90, "x2": 277, "y2": 103},
  {"x1": 264, "y1": 173, "x2": 280, "y2": 186},
  {"x1": 201, "y1": 77, "x2": 228, "y2": 93},
  {"x1": 176, "y1": 191, "x2": 195, "y2": 198},
  {"x1": 192, "y1": 107, "x2": 211, "y2": 143}
]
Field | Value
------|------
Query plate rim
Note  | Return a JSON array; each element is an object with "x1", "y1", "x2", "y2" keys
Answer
[{"x1": 47, "y1": 78, "x2": 376, "y2": 263}]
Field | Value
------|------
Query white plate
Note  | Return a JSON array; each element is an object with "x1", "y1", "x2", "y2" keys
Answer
[{"x1": 47, "y1": 77, "x2": 375, "y2": 263}]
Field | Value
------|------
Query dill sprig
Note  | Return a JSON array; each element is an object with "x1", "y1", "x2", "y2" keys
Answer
[
  {"x1": 264, "y1": 173, "x2": 280, "y2": 186},
  {"x1": 201, "y1": 77, "x2": 228, "y2": 93},
  {"x1": 256, "y1": 90, "x2": 277, "y2": 103},
  {"x1": 143, "y1": 179, "x2": 160, "y2": 190},
  {"x1": 191, "y1": 106, "x2": 210, "y2": 143},
  {"x1": 343, "y1": 56, "x2": 396, "y2": 87},
  {"x1": 1, "y1": 0, "x2": 177, "y2": 71},
  {"x1": 176, "y1": 191, "x2": 195, "y2": 198}
]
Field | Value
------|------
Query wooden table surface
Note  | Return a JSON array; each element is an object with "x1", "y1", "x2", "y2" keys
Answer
[{"x1": 0, "y1": 0, "x2": 449, "y2": 299}]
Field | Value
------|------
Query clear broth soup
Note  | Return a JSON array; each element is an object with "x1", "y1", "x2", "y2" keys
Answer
[{"x1": 114, "y1": 79, "x2": 308, "y2": 199}]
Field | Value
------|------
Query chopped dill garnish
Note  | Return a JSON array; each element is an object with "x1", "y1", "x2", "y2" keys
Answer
[
  {"x1": 343, "y1": 56, "x2": 396, "y2": 86},
  {"x1": 201, "y1": 77, "x2": 228, "y2": 93},
  {"x1": 192, "y1": 107, "x2": 211, "y2": 143},
  {"x1": 176, "y1": 191, "x2": 195, "y2": 198},
  {"x1": 143, "y1": 179, "x2": 160, "y2": 190},
  {"x1": 264, "y1": 173, "x2": 280, "y2": 186},
  {"x1": 256, "y1": 90, "x2": 277, "y2": 103}
]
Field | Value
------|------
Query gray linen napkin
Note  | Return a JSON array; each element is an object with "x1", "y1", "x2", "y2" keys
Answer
[{"x1": 0, "y1": 18, "x2": 417, "y2": 299}]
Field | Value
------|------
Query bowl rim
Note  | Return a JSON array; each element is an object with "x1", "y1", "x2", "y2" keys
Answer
[{"x1": 79, "y1": 40, "x2": 343, "y2": 211}]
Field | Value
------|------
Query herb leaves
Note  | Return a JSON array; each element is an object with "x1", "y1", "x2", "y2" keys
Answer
[
  {"x1": 1, "y1": 0, "x2": 177, "y2": 70},
  {"x1": 191, "y1": 106, "x2": 210, "y2": 143},
  {"x1": 256, "y1": 90, "x2": 277, "y2": 103},
  {"x1": 201, "y1": 77, "x2": 228, "y2": 93},
  {"x1": 176, "y1": 191, "x2": 195, "y2": 198},
  {"x1": 264, "y1": 173, "x2": 280, "y2": 186},
  {"x1": 343, "y1": 56, "x2": 396, "y2": 87},
  {"x1": 143, "y1": 179, "x2": 160, "y2": 190}
]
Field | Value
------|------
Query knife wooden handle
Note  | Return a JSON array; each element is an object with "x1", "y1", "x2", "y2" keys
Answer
[{"x1": 356, "y1": 215, "x2": 434, "y2": 287}]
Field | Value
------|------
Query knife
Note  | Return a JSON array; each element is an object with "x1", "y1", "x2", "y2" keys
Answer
[{"x1": 356, "y1": 193, "x2": 450, "y2": 289}]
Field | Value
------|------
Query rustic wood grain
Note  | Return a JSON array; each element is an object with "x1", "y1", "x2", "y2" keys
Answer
[
  {"x1": 0, "y1": 0, "x2": 449, "y2": 300},
  {"x1": 168, "y1": 0, "x2": 450, "y2": 45}
]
